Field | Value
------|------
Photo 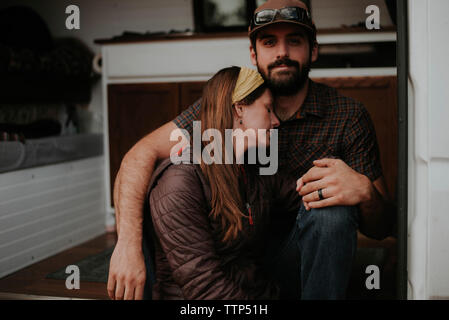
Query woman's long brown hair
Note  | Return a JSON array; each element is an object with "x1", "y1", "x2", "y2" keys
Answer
[{"x1": 199, "y1": 66, "x2": 267, "y2": 242}]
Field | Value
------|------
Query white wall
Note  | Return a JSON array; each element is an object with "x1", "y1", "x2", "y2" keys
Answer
[
  {"x1": 408, "y1": 0, "x2": 449, "y2": 299},
  {"x1": 0, "y1": 0, "x2": 194, "y2": 133},
  {"x1": 0, "y1": 157, "x2": 106, "y2": 279}
]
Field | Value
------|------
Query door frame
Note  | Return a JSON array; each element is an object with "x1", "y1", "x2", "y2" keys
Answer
[{"x1": 396, "y1": 0, "x2": 408, "y2": 300}]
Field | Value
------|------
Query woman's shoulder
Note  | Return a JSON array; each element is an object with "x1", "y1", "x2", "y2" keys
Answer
[
  {"x1": 160, "y1": 161, "x2": 198, "y2": 178},
  {"x1": 149, "y1": 161, "x2": 210, "y2": 221},
  {"x1": 155, "y1": 161, "x2": 199, "y2": 187},
  {"x1": 150, "y1": 160, "x2": 206, "y2": 203}
]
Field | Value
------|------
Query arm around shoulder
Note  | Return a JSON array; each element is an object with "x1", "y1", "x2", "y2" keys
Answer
[{"x1": 115, "y1": 121, "x2": 181, "y2": 241}]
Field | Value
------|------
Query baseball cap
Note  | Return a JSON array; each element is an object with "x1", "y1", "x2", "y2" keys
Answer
[{"x1": 248, "y1": 0, "x2": 316, "y2": 41}]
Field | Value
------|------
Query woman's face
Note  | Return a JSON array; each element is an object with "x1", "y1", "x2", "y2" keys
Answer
[{"x1": 234, "y1": 89, "x2": 280, "y2": 148}]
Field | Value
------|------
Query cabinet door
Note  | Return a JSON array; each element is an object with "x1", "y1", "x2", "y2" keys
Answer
[
  {"x1": 313, "y1": 76, "x2": 398, "y2": 201},
  {"x1": 179, "y1": 82, "x2": 206, "y2": 113},
  {"x1": 107, "y1": 83, "x2": 179, "y2": 206}
]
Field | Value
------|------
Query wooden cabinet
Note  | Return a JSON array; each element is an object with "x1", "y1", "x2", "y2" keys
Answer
[
  {"x1": 107, "y1": 82, "x2": 205, "y2": 205},
  {"x1": 179, "y1": 82, "x2": 205, "y2": 112}
]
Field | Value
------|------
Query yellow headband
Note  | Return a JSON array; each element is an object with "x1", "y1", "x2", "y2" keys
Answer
[{"x1": 232, "y1": 67, "x2": 265, "y2": 104}]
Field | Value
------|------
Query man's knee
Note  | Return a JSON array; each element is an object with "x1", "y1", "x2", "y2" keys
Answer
[{"x1": 304, "y1": 205, "x2": 358, "y2": 236}]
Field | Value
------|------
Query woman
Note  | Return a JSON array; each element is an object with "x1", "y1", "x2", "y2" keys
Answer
[{"x1": 146, "y1": 66, "x2": 301, "y2": 299}]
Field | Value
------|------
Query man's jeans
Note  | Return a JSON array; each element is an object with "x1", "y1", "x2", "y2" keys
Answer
[{"x1": 265, "y1": 204, "x2": 359, "y2": 300}]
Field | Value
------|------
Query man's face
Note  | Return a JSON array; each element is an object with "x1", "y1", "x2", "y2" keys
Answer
[{"x1": 250, "y1": 23, "x2": 318, "y2": 96}]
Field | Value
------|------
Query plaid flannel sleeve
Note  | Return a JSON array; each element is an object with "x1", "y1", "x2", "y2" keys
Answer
[
  {"x1": 343, "y1": 103, "x2": 383, "y2": 182},
  {"x1": 172, "y1": 98, "x2": 201, "y2": 137}
]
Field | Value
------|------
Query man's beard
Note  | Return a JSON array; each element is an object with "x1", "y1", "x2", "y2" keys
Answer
[{"x1": 258, "y1": 57, "x2": 311, "y2": 97}]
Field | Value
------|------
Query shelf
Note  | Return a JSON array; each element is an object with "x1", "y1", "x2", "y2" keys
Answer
[
  {"x1": 94, "y1": 32, "x2": 248, "y2": 45},
  {"x1": 317, "y1": 30, "x2": 396, "y2": 44},
  {"x1": 310, "y1": 67, "x2": 396, "y2": 78}
]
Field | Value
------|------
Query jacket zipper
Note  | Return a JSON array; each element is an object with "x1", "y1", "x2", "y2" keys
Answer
[
  {"x1": 246, "y1": 202, "x2": 253, "y2": 225},
  {"x1": 240, "y1": 166, "x2": 254, "y2": 227}
]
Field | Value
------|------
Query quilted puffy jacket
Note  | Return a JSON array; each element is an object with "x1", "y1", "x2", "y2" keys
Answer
[{"x1": 147, "y1": 159, "x2": 301, "y2": 300}]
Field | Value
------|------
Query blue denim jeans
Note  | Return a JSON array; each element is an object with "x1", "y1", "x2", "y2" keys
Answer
[{"x1": 265, "y1": 203, "x2": 359, "y2": 300}]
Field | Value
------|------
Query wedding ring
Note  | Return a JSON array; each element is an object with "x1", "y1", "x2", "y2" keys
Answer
[{"x1": 318, "y1": 188, "x2": 325, "y2": 200}]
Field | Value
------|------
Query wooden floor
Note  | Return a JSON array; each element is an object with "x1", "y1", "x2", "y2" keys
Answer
[
  {"x1": 0, "y1": 232, "x2": 117, "y2": 300},
  {"x1": 0, "y1": 230, "x2": 397, "y2": 300}
]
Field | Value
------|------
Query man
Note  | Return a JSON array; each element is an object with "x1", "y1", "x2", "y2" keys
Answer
[{"x1": 108, "y1": 0, "x2": 395, "y2": 300}]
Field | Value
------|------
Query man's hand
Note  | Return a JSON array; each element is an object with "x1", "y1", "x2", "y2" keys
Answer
[
  {"x1": 296, "y1": 158, "x2": 373, "y2": 210},
  {"x1": 296, "y1": 158, "x2": 395, "y2": 240},
  {"x1": 107, "y1": 239, "x2": 146, "y2": 300}
]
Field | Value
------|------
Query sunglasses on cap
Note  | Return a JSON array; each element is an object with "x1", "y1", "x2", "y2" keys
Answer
[{"x1": 251, "y1": 6, "x2": 312, "y2": 28}]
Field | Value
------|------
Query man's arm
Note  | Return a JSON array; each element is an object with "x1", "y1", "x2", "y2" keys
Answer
[
  {"x1": 107, "y1": 121, "x2": 182, "y2": 300},
  {"x1": 296, "y1": 159, "x2": 396, "y2": 240},
  {"x1": 114, "y1": 121, "x2": 180, "y2": 240}
]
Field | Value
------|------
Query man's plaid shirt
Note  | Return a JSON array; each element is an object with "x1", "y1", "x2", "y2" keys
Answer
[{"x1": 173, "y1": 80, "x2": 383, "y2": 181}]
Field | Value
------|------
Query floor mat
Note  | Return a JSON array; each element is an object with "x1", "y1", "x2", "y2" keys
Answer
[{"x1": 45, "y1": 246, "x2": 114, "y2": 283}]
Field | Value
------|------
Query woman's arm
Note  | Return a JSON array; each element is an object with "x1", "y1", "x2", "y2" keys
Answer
[{"x1": 150, "y1": 164, "x2": 276, "y2": 300}]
